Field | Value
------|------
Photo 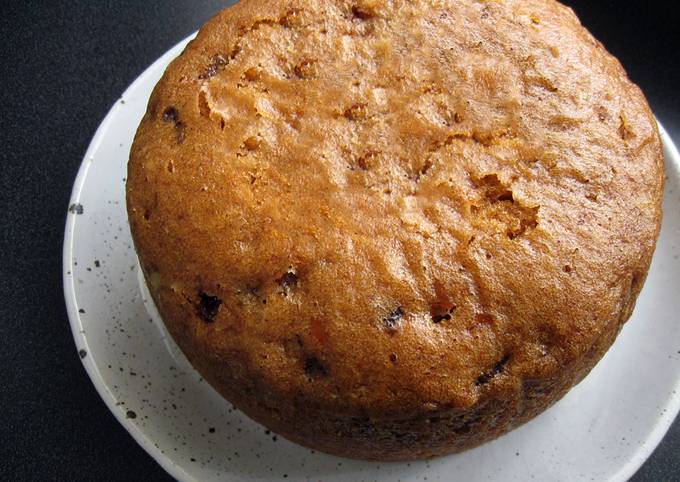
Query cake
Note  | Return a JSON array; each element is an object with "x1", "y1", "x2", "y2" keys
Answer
[{"x1": 126, "y1": 0, "x2": 664, "y2": 460}]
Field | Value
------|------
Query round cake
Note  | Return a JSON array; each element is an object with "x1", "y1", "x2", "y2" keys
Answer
[{"x1": 127, "y1": 0, "x2": 664, "y2": 460}]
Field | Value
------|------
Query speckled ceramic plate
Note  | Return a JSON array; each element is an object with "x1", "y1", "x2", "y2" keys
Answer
[{"x1": 64, "y1": 34, "x2": 680, "y2": 482}]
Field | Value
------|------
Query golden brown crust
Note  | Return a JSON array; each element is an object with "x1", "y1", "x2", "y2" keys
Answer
[{"x1": 127, "y1": 0, "x2": 664, "y2": 460}]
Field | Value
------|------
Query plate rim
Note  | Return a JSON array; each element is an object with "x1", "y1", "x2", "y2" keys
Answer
[
  {"x1": 610, "y1": 124, "x2": 680, "y2": 482},
  {"x1": 63, "y1": 34, "x2": 196, "y2": 482},
  {"x1": 63, "y1": 32, "x2": 680, "y2": 482}
]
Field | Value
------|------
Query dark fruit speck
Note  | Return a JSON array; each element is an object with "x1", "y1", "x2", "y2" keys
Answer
[
  {"x1": 198, "y1": 293, "x2": 222, "y2": 322},
  {"x1": 303, "y1": 356, "x2": 328, "y2": 377},
  {"x1": 277, "y1": 271, "x2": 298, "y2": 291},
  {"x1": 163, "y1": 107, "x2": 179, "y2": 123},
  {"x1": 384, "y1": 307, "x2": 404, "y2": 333}
]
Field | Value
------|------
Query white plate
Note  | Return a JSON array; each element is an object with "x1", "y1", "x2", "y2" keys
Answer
[{"x1": 63, "y1": 34, "x2": 680, "y2": 482}]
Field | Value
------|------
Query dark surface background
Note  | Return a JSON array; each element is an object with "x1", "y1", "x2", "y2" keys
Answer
[{"x1": 1, "y1": 1, "x2": 678, "y2": 480}]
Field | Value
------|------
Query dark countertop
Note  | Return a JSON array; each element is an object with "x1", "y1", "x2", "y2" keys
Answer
[{"x1": 0, "y1": 1, "x2": 678, "y2": 480}]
